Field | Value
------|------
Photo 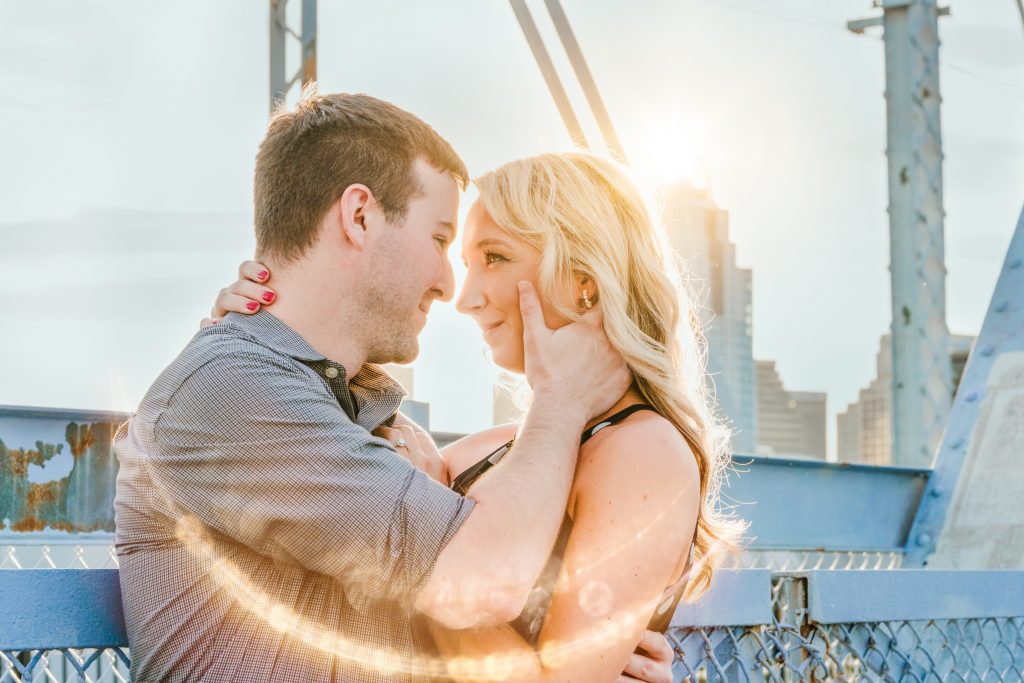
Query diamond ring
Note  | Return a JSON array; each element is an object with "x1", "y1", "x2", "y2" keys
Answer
[{"x1": 395, "y1": 438, "x2": 408, "y2": 448}]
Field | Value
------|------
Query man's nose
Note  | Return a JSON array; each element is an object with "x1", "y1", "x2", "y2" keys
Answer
[{"x1": 434, "y1": 256, "x2": 456, "y2": 303}]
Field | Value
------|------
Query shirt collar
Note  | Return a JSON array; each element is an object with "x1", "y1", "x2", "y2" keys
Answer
[
  {"x1": 221, "y1": 310, "x2": 408, "y2": 399},
  {"x1": 223, "y1": 310, "x2": 325, "y2": 362}
]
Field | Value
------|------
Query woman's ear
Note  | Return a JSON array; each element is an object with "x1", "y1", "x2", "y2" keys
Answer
[{"x1": 574, "y1": 273, "x2": 598, "y2": 310}]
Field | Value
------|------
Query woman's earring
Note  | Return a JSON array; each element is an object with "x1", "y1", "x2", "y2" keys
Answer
[{"x1": 582, "y1": 289, "x2": 593, "y2": 310}]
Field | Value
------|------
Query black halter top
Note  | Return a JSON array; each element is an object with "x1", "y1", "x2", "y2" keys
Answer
[{"x1": 450, "y1": 404, "x2": 695, "y2": 644}]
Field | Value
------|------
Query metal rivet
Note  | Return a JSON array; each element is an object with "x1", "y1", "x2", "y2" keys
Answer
[
  {"x1": 1010, "y1": 258, "x2": 1022, "y2": 270},
  {"x1": 930, "y1": 487, "x2": 943, "y2": 498},
  {"x1": 964, "y1": 391, "x2": 979, "y2": 403},
  {"x1": 980, "y1": 346, "x2": 994, "y2": 357},
  {"x1": 995, "y1": 301, "x2": 1009, "y2": 313},
  {"x1": 951, "y1": 437, "x2": 964, "y2": 450},
  {"x1": 325, "y1": 366, "x2": 339, "y2": 379},
  {"x1": 916, "y1": 532, "x2": 933, "y2": 547}
]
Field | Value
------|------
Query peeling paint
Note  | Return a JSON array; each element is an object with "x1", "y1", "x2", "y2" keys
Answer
[
  {"x1": 1, "y1": 410, "x2": 124, "y2": 534},
  {"x1": 67, "y1": 422, "x2": 95, "y2": 458}
]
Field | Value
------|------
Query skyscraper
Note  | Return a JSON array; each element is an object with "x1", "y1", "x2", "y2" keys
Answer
[
  {"x1": 383, "y1": 364, "x2": 431, "y2": 430},
  {"x1": 756, "y1": 360, "x2": 827, "y2": 459},
  {"x1": 661, "y1": 182, "x2": 757, "y2": 453},
  {"x1": 837, "y1": 334, "x2": 974, "y2": 466}
]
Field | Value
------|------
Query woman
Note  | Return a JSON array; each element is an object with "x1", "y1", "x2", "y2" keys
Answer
[{"x1": 208, "y1": 152, "x2": 745, "y2": 681}]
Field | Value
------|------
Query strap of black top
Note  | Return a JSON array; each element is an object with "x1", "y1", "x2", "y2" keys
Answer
[
  {"x1": 580, "y1": 404, "x2": 657, "y2": 445},
  {"x1": 451, "y1": 404, "x2": 658, "y2": 495}
]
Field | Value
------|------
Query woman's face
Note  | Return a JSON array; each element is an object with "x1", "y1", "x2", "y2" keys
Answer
[{"x1": 456, "y1": 200, "x2": 574, "y2": 374}]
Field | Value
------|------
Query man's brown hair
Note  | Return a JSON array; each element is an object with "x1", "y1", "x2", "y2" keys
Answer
[{"x1": 254, "y1": 90, "x2": 469, "y2": 262}]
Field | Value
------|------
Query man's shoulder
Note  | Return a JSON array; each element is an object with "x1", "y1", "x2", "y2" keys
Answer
[
  {"x1": 189, "y1": 322, "x2": 297, "y2": 367},
  {"x1": 138, "y1": 323, "x2": 308, "y2": 417}
]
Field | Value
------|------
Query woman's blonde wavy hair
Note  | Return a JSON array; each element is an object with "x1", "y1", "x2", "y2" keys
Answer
[{"x1": 474, "y1": 152, "x2": 747, "y2": 600}]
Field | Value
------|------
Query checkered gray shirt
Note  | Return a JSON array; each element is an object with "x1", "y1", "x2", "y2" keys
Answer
[{"x1": 114, "y1": 311, "x2": 473, "y2": 682}]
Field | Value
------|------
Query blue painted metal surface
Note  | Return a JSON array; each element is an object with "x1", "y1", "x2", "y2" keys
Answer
[
  {"x1": 4, "y1": 568, "x2": 1022, "y2": 681},
  {"x1": 2, "y1": 404, "x2": 931, "y2": 552},
  {"x1": 671, "y1": 569, "x2": 772, "y2": 628},
  {"x1": 0, "y1": 569, "x2": 127, "y2": 649},
  {"x1": 904, "y1": 203, "x2": 1024, "y2": 566},
  {"x1": 724, "y1": 454, "x2": 928, "y2": 550},
  {"x1": 0, "y1": 405, "x2": 129, "y2": 534},
  {"x1": 795, "y1": 569, "x2": 1024, "y2": 623}
]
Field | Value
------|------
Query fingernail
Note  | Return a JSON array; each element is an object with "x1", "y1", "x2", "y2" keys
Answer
[
  {"x1": 246, "y1": 302, "x2": 259, "y2": 312},
  {"x1": 257, "y1": 270, "x2": 269, "y2": 281},
  {"x1": 261, "y1": 291, "x2": 275, "y2": 303},
  {"x1": 212, "y1": 319, "x2": 220, "y2": 325}
]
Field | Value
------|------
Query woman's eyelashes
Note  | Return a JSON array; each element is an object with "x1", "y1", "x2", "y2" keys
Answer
[{"x1": 484, "y1": 251, "x2": 509, "y2": 265}]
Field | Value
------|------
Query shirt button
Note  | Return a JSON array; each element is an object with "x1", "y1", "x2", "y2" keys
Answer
[{"x1": 325, "y1": 366, "x2": 339, "y2": 379}]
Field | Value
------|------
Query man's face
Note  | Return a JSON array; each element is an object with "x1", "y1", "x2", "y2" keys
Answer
[{"x1": 361, "y1": 159, "x2": 459, "y2": 365}]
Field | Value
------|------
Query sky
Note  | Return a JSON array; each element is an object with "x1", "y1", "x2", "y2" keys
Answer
[{"x1": 1, "y1": 0, "x2": 1021, "y2": 459}]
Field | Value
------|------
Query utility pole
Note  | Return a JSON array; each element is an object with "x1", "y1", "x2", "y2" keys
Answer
[
  {"x1": 269, "y1": 0, "x2": 317, "y2": 115},
  {"x1": 848, "y1": 0, "x2": 952, "y2": 467}
]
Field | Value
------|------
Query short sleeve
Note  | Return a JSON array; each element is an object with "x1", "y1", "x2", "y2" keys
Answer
[{"x1": 146, "y1": 345, "x2": 473, "y2": 603}]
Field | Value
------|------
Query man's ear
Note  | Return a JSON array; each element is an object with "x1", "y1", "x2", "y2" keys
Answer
[{"x1": 334, "y1": 183, "x2": 374, "y2": 250}]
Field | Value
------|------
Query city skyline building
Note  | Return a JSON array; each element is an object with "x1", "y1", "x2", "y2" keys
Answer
[
  {"x1": 837, "y1": 333, "x2": 974, "y2": 466},
  {"x1": 661, "y1": 182, "x2": 757, "y2": 453},
  {"x1": 383, "y1": 363, "x2": 431, "y2": 430},
  {"x1": 755, "y1": 360, "x2": 827, "y2": 459}
]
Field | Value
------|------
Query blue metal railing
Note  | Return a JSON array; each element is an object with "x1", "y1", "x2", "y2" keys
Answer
[{"x1": 4, "y1": 568, "x2": 1024, "y2": 682}]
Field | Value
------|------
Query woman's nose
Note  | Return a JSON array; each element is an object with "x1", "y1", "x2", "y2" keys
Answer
[{"x1": 456, "y1": 267, "x2": 485, "y2": 314}]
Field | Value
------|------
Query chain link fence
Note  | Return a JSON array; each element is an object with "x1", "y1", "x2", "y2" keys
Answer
[
  {"x1": 4, "y1": 545, "x2": 1023, "y2": 682},
  {"x1": 668, "y1": 575, "x2": 1024, "y2": 682}
]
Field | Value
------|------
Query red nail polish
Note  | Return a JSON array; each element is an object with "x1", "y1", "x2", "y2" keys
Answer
[
  {"x1": 257, "y1": 270, "x2": 269, "y2": 281},
  {"x1": 246, "y1": 302, "x2": 259, "y2": 312},
  {"x1": 261, "y1": 291, "x2": 275, "y2": 303}
]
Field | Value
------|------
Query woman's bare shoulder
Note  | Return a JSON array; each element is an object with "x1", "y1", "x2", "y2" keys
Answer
[
  {"x1": 441, "y1": 423, "x2": 519, "y2": 480},
  {"x1": 572, "y1": 411, "x2": 699, "y2": 508}
]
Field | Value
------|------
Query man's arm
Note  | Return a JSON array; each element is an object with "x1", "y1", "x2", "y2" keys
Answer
[
  {"x1": 414, "y1": 282, "x2": 631, "y2": 629},
  {"x1": 138, "y1": 340, "x2": 472, "y2": 607},
  {"x1": 414, "y1": 394, "x2": 587, "y2": 628}
]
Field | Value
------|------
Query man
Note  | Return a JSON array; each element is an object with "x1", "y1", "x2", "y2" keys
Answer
[{"x1": 114, "y1": 92, "x2": 674, "y2": 682}]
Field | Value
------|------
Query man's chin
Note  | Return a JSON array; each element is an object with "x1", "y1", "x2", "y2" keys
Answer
[{"x1": 371, "y1": 339, "x2": 420, "y2": 366}]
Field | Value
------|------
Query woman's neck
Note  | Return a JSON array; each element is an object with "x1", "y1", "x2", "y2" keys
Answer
[{"x1": 583, "y1": 386, "x2": 647, "y2": 433}]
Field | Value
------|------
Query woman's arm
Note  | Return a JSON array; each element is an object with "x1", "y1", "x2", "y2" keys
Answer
[
  {"x1": 430, "y1": 413, "x2": 699, "y2": 682},
  {"x1": 440, "y1": 424, "x2": 520, "y2": 484},
  {"x1": 529, "y1": 415, "x2": 698, "y2": 680}
]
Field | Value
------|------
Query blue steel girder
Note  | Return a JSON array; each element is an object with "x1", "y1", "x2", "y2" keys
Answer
[
  {"x1": 1, "y1": 405, "x2": 929, "y2": 552},
  {"x1": 268, "y1": 0, "x2": 317, "y2": 114},
  {"x1": 789, "y1": 569, "x2": 1024, "y2": 623},
  {"x1": 723, "y1": 455, "x2": 927, "y2": 552},
  {"x1": 0, "y1": 569, "x2": 128, "y2": 650},
  {"x1": 903, "y1": 202, "x2": 1024, "y2": 566}
]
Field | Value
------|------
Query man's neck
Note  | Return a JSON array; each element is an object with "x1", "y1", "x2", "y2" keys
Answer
[{"x1": 262, "y1": 257, "x2": 366, "y2": 380}]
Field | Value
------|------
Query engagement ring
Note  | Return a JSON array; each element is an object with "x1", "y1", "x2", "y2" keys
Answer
[{"x1": 395, "y1": 438, "x2": 408, "y2": 448}]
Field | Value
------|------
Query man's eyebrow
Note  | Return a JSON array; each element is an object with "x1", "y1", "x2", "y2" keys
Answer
[{"x1": 437, "y1": 221, "x2": 456, "y2": 239}]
